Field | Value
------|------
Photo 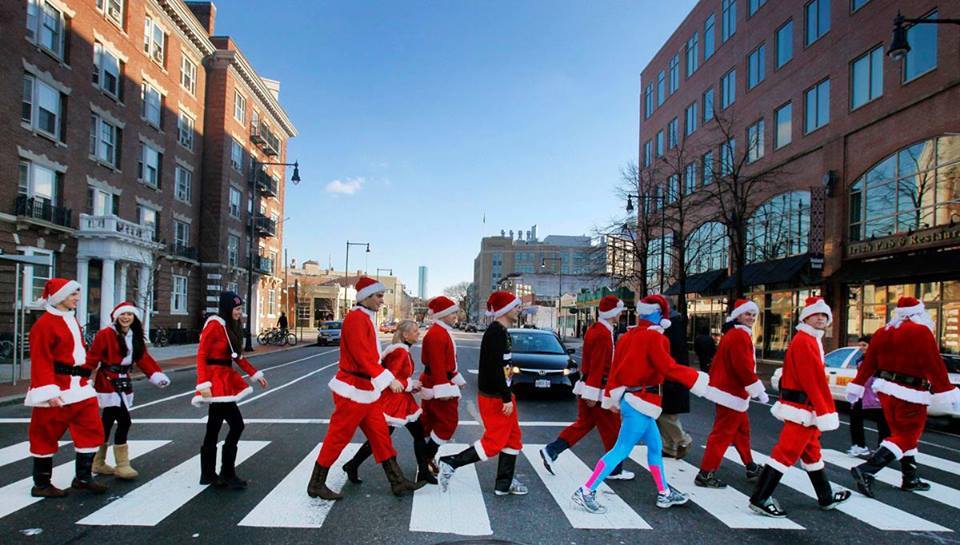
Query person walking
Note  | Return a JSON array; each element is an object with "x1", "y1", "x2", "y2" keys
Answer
[
  {"x1": 694, "y1": 326, "x2": 717, "y2": 373},
  {"x1": 846, "y1": 335, "x2": 890, "y2": 457},
  {"x1": 277, "y1": 311, "x2": 289, "y2": 335},
  {"x1": 657, "y1": 308, "x2": 694, "y2": 460},
  {"x1": 419, "y1": 296, "x2": 466, "y2": 472}
]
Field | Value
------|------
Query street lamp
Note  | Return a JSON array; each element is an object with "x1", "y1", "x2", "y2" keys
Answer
[
  {"x1": 376, "y1": 267, "x2": 393, "y2": 280},
  {"x1": 244, "y1": 159, "x2": 301, "y2": 351},
  {"x1": 343, "y1": 241, "x2": 370, "y2": 318},
  {"x1": 626, "y1": 191, "x2": 668, "y2": 293},
  {"x1": 542, "y1": 256, "x2": 563, "y2": 335},
  {"x1": 887, "y1": 11, "x2": 960, "y2": 60}
]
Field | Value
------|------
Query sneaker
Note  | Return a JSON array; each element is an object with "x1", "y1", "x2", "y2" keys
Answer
[
  {"x1": 539, "y1": 446, "x2": 556, "y2": 475},
  {"x1": 745, "y1": 462, "x2": 762, "y2": 482},
  {"x1": 572, "y1": 486, "x2": 607, "y2": 514},
  {"x1": 495, "y1": 479, "x2": 529, "y2": 496},
  {"x1": 846, "y1": 445, "x2": 871, "y2": 457},
  {"x1": 608, "y1": 469, "x2": 636, "y2": 481},
  {"x1": 749, "y1": 497, "x2": 787, "y2": 518},
  {"x1": 694, "y1": 471, "x2": 727, "y2": 488},
  {"x1": 437, "y1": 461, "x2": 456, "y2": 493},
  {"x1": 656, "y1": 487, "x2": 689, "y2": 509}
]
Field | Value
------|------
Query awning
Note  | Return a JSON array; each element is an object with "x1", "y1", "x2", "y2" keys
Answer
[
  {"x1": 664, "y1": 269, "x2": 726, "y2": 295},
  {"x1": 718, "y1": 254, "x2": 814, "y2": 290},
  {"x1": 831, "y1": 248, "x2": 960, "y2": 284}
]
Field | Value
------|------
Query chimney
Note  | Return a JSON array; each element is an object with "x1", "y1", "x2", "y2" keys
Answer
[
  {"x1": 186, "y1": 2, "x2": 217, "y2": 35},
  {"x1": 262, "y1": 78, "x2": 281, "y2": 100}
]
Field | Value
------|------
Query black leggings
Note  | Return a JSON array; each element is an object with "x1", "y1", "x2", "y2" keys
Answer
[
  {"x1": 102, "y1": 403, "x2": 132, "y2": 445},
  {"x1": 202, "y1": 402, "x2": 245, "y2": 449},
  {"x1": 350, "y1": 419, "x2": 428, "y2": 469},
  {"x1": 849, "y1": 400, "x2": 890, "y2": 449}
]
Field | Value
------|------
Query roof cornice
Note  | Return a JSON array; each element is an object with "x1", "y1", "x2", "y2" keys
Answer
[
  {"x1": 213, "y1": 47, "x2": 298, "y2": 138},
  {"x1": 157, "y1": 0, "x2": 216, "y2": 56}
]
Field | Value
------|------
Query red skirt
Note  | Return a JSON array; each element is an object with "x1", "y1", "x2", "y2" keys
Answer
[
  {"x1": 192, "y1": 366, "x2": 253, "y2": 406},
  {"x1": 380, "y1": 390, "x2": 421, "y2": 427}
]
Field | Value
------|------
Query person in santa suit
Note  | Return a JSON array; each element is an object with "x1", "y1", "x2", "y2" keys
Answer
[
  {"x1": 539, "y1": 295, "x2": 634, "y2": 481},
  {"x1": 695, "y1": 299, "x2": 769, "y2": 488},
  {"x1": 24, "y1": 278, "x2": 106, "y2": 497},
  {"x1": 193, "y1": 291, "x2": 269, "y2": 489},
  {"x1": 87, "y1": 302, "x2": 171, "y2": 479},
  {"x1": 307, "y1": 276, "x2": 424, "y2": 499},
  {"x1": 749, "y1": 296, "x2": 851, "y2": 517},
  {"x1": 419, "y1": 296, "x2": 466, "y2": 475},
  {"x1": 571, "y1": 294, "x2": 710, "y2": 514},
  {"x1": 437, "y1": 291, "x2": 528, "y2": 496},
  {"x1": 847, "y1": 297, "x2": 960, "y2": 497}
]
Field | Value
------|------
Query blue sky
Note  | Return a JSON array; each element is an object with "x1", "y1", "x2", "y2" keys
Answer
[{"x1": 214, "y1": 0, "x2": 696, "y2": 297}]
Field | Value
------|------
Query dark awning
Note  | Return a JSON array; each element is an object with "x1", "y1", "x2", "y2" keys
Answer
[
  {"x1": 831, "y1": 248, "x2": 960, "y2": 284},
  {"x1": 718, "y1": 254, "x2": 814, "y2": 290},
  {"x1": 664, "y1": 269, "x2": 726, "y2": 295}
]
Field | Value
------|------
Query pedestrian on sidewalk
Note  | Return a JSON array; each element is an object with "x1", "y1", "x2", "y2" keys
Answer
[
  {"x1": 848, "y1": 297, "x2": 960, "y2": 498},
  {"x1": 437, "y1": 291, "x2": 528, "y2": 496},
  {"x1": 846, "y1": 335, "x2": 890, "y2": 457},
  {"x1": 419, "y1": 296, "x2": 466, "y2": 475},
  {"x1": 539, "y1": 295, "x2": 634, "y2": 481},
  {"x1": 192, "y1": 291, "x2": 268, "y2": 489},
  {"x1": 307, "y1": 277, "x2": 424, "y2": 500},
  {"x1": 657, "y1": 309, "x2": 694, "y2": 460},
  {"x1": 694, "y1": 326, "x2": 717, "y2": 373},
  {"x1": 750, "y1": 297, "x2": 850, "y2": 518},
  {"x1": 24, "y1": 278, "x2": 107, "y2": 498},
  {"x1": 277, "y1": 311, "x2": 289, "y2": 335},
  {"x1": 87, "y1": 302, "x2": 171, "y2": 479},
  {"x1": 572, "y1": 295, "x2": 710, "y2": 514}
]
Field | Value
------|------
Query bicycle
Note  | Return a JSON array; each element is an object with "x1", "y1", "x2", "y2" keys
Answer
[
  {"x1": 151, "y1": 328, "x2": 169, "y2": 347},
  {"x1": 257, "y1": 328, "x2": 286, "y2": 345}
]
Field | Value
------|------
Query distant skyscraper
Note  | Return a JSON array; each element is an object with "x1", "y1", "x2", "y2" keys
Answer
[{"x1": 418, "y1": 266, "x2": 428, "y2": 299}]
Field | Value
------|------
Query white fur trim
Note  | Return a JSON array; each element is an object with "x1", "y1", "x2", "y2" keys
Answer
[
  {"x1": 690, "y1": 371, "x2": 709, "y2": 397},
  {"x1": 356, "y1": 281, "x2": 386, "y2": 302},
  {"x1": 30, "y1": 451, "x2": 55, "y2": 458},
  {"x1": 660, "y1": 319, "x2": 672, "y2": 329},
  {"x1": 473, "y1": 440, "x2": 490, "y2": 461},
  {"x1": 190, "y1": 386, "x2": 254, "y2": 406},
  {"x1": 577, "y1": 383, "x2": 603, "y2": 402},
  {"x1": 703, "y1": 386, "x2": 750, "y2": 412},
  {"x1": 845, "y1": 382, "x2": 865, "y2": 401},
  {"x1": 880, "y1": 439, "x2": 904, "y2": 460},
  {"x1": 195, "y1": 381, "x2": 213, "y2": 391},
  {"x1": 886, "y1": 300, "x2": 936, "y2": 331},
  {"x1": 385, "y1": 408, "x2": 422, "y2": 427},
  {"x1": 795, "y1": 322, "x2": 825, "y2": 339},
  {"x1": 429, "y1": 303, "x2": 460, "y2": 319},
  {"x1": 111, "y1": 304, "x2": 141, "y2": 321},
  {"x1": 23, "y1": 384, "x2": 62, "y2": 406},
  {"x1": 801, "y1": 459, "x2": 825, "y2": 472},
  {"x1": 503, "y1": 353, "x2": 512, "y2": 361},
  {"x1": 766, "y1": 457, "x2": 791, "y2": 474},
  {"x1": 418, "y1": 386, "x2": 435, "y2": 400},
  {"x1": 815, "y1": 412, "x2": 839, "y2": 431},
  {"x1": 931, "y1": 388, "x2": 960, "y2": 408},
  {"x1": 603, "y1": 386, "x2": 626, "y2": 410},
  {"x1": 149, "y1": 372, "x2": 170, "y2": 387},
  {"x1": 327, "y1": 377, "x2": 382, "y2": 404},
  {"x1": 45, "y1": 280, "x2": 81, "y2": 306},
  {"x1": 432, "y1": 383, "x2": 462, "y2": 399},
  {"x1": 501, "y1": 447, "x2": 520, "y2": 455},
  {"x1": 770, "y1": 401, "x2": 816, "y2": 427},
  {"x1": 635, "y1": 302, "x2": 661, "y2": 315},
  {"x1": 451, "y1": 372, "x2": 466, "y2": 387},
  {"x1": 799, "y1": 299, "x2": 833, "y2": 325},
  {"x1": 598, "y1": 300, "x2": 625, "y2": 320},
  {"x1": 624, "y1": 392, "x2": 663, "y2": 419},
  {"x1": 572, "y1": 380, "x2": 584, "y2": 396},
  {"x1": 381, "y1": 343, "x2": 409, "y2": 358},
  {"x1": 74, "y1": 446, "x2": 101, "y2": 454},
  {"x1": 371, "y1": 369, "x2": 396, "y2": 392},
  {"x1": 57, "y1": 383, "x2": 97, "y2": 406},
  {"x1": 745, "y1": 379, "x2": 766, "y2": 399},
  {"x1": 430, "y1": 430, "x2": 452, "y2": 445},
  {"x1": 486, "y1": 296, "x2": 521, "y2": 318},
  {"x1": 726, "y1": 301, "x2": 760, "y2": 323},
  {"x1": 871, "y1": 378, "x2": 933, "y2": 405},
  {"x1": 904, "y1": 448, "x2": 918, "y2": 456},
  {"x1": 97, "y1": 392, "x2": 129, "y2": 408},
  {"x1": 247, "y1": 371, "x2": 264, "y2": 381}
]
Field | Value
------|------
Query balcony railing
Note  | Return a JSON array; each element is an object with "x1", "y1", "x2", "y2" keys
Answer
[
  {"x1": 256, "y1": 255, "x2": 275, "y2": 275},
  {"x1": 252, "y1": 216, "x2": 277, "y2": 238},
  {"x1": 169, "y1": 243, "x2": 197, "y2": 260},
  {"x1": 15, "y1": 195, "x2": 72, "y2": 227},
  {"x1": 79, "y1": 214, "x2": 158, "y2": 245},
  {"x1": 254, "y1": 168, "x2": 278, "y2": 198},
  {"x1": 250, "y1": 121, "x2": 280, "y2": 157}
]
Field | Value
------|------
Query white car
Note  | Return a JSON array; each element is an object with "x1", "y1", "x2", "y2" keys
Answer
[{"x1": 771, "y1": 347, "x2": 960, "y2": 418}]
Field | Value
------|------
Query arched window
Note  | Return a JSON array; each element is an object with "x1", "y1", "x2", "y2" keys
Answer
[
  {"x1": 849, "y1": 135, "x2": 960, "y2": 241},
  {"x1": 686, "y1": 221, "x2": 728, "y2": 274},
  {"x1": 747, "y1": 191, "x2": 811, "y2": 263}
]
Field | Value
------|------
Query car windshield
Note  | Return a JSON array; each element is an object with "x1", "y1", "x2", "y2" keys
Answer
[
  {"x1": 825, "y1": 347, "x2": 857, "y2": 368},
  {"x1": 319, "y1": 322, "x2": 342, "y2": 330},
  {"x1": 509, "y1": 332, "x2": 565, "y2": 354},
  {"x1": 944, "y1": 355, "x2": 960, "y2": 374}
]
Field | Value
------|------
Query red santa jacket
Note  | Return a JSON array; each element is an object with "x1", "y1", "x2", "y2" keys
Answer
[
  {"x1": 87, "y1": 326, "x2": 169, "y2": 408},
  {"x1": 24, "y1": 306, "x2": 97, "y2": 407},
  {"x1": 328, "y1": 306, "x2": 394, "y2": 404},
  {"x1": 380, "y1": 343, "x2": 422, "y2": 426},
  {"x1": 848, "y1": 321, "x2": 959, "y2": 407},
  {"x1": 704, "y1": 325, "x2": 765, "y2": 412},
  {"x1": 770, "y1": 323, "x2": 838, "y2": 431},
  {"x1": 419, "y1": 321, "x2": 465, "y2": 399},
  {"x1": 192, "y1": 316, "x2": 262, "y2": 406},
  {"x1": 601, "y1": 320, "x2": 708, "y2": 418},
  {"x1": 572, "y1": 320, "x2": 615, "y2": 402}
]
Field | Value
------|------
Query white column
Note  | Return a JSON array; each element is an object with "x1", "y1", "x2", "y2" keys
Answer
[
  {"x1": 76, "y1": 257, "x2": 90, "y2": 329},
  {"x1": 117, "y1": 263, "x2": 129, "y2": 304},
  {"x1": 100, "y1": 258, "x2": 116, "y2": 328},
  {"x1": 138, "y1": 264, "x2": 152, "y2": 339}
]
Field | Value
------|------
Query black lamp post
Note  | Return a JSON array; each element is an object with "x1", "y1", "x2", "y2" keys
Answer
[
  {"x1": 887, "y1": 11, "x2": 960, "y2": 60},
  {"x1": 626, "y1": 191, "x2": 667, "y2": 292},
  {"x1": 343, "y1": 241, "x2": 370, "y2": 318}
]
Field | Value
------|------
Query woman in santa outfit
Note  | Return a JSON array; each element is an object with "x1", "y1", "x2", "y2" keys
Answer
[
  {"x1": 695, "y1": 299, "x2": 769, "y2": 488},
  {"x1": 193, "y1": 291, "x2": 268, "y2": 489},
  {"x1": 571, "y1": 295, "x2": 710, "y2": 514},
  {"x1": 24, "y1": 278, "x2": 107, "y2": 497},
  {"x1": 847, "y1": 297, "x2": 960, "y2": 497},
  {"x1": 419, "y1": 296, "x2": 466, "y2": 472},
  {"x1": 342, "y1": 320, "x2": 435, "y2": 485},
  {"x1": 749, "y1": 297, "x2": 851, "y2": 517},
  {"x1": 87, "y1": 302, "x2": 171, "y2": 479}
]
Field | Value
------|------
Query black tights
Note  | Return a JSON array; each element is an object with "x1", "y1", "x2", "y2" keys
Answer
[
  {"x1": 202, "y1": 402, "x2": 245, "y2": 449},
  {"x1": 102, "y1": 403, "x2": 132, "y2": 445},
  {"x1": 349, "y1": 419, "x2": 428, "y2": 469}
]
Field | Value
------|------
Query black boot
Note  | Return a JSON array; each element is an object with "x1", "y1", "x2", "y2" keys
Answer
[
  {"x1": 413, "y1": 438, "x2": 437, "y2": 485},
  {"x1": 30, "y1": 457, "x2": 67, "y2": 498},
  {"x1": 343, "y1": 442, "x2": 373, "y2": 484},
  {"x1": 382, "y1": 457, "x2": 426, "y2": 496},
  {"x1": 749, "y1": 465, "x2": 787, "y2": 518},
  {"x1": 219, "y1": 444, "x2": 247, "y2": 489},
  {"x1": 437, "y1": 446, "x2": 482, "y2": 492},
  {"x1": 808, "y1": 469, "x2": 851, "y2": 510},
  {"x1": 538, "y1": 438, "x2": 570, "y2": 475},
  {"x1": 494, "y1": 453, "x2": 527, "y2": 495},
  {"x1": 900, "y1": 456, "x2": 931, "y2": 492},
  {"x1": 71, "y1": 452, "x2": 108, "y2": 494},
  {"x1": 423, "y1": 438, "x2": 441, "y2": 474},
  {"x1": 745, "y1": 462, "x2": 762, "y2": 482},
  {"x1": 199, "y1": 446, "x2": 221, "y2": 485},
  {"x1": 850, "y1": 446, "x2": 897, "y2": 498},
  {"x1": 307, "y1": 463, "x2": 343, "y2": 500}
]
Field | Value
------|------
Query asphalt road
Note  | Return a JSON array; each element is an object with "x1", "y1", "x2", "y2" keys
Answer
[{"x1": 2, "y1": 332, "x2": 960, "y2": 545}]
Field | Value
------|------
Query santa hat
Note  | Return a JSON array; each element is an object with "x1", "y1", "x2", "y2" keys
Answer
[
  {"x1": 42, "y1": 278, "x2": 81, "y2": 306},
  {"x1": 726, "y1": 298, "x2": 759, "y2": 323},
  {"x1": 636, "y1": 294, "x2": 672, "y2": 329},
  {"x1": 111, "y1": 301, "x2": 142, "y2": 322},
  {"x1": 486, "y1": 291, "x2": 521, "y2": 318},
  {"x1": 428, "y1": 296, "x2": 459, "y2": 319},
  {"x1": 886, "y1": 296, "x2": 935, "y2": 331},
  {"x1": 355, "y1": 276, "x2": 386, "y2": 302},
  {"x1": 799, "y1": 296, "x2": 832, "y2": 325},
  {"x1": 597, "y1": 295, "x2": 624, "y2": 320}
]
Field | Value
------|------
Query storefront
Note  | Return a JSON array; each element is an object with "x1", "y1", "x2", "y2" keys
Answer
[{"x1": 574, "y1": 286, "x2": 635, "y2": 336}]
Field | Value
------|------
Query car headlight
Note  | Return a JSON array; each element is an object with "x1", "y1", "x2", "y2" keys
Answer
[
  {"x1": 511, "y1": 366, "x2": 521, "y2": 375},
  {"x1": 563, "y1": 366, "x2": 577, "y2": 376}
]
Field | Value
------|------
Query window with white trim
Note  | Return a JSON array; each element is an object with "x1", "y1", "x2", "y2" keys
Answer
[
  {"x1": 93, "y1": 42, "x2": 122, "y2": 98},
  {"x1": 141, "y1": 82, "x2": 162, "y2": 128},
  {"x1": 175, "y1": 166, "x2": 192, "y2": 203},
  {"x1": 26, "y1": 0, "x2": 66, "y2": 59},
  {"x1": 234, "y1": 91, "x2": 246, "y2": 123},
  {"x1": 228, "y1": 187, "x2": 241, "y2": 218},
  {"x1": 138, "y1": 205, "x2": 158, "y2": 240},
  {"x1": 181, "y1": 56, "x2": 197, "y2": 95},
  {"x1": 177, "y1": 110, "x2": 194, "y2": 150},
  {"x1": 139, "y1": 143, "x2": 162, "y2": 187},
  {"x1": 230, "y1": 139, "x2": 244, "y2": 172},
  {"x1": 171, "y1": 274, "x2": 188, "y2": 314},
  {"x1": 21, "y1": 247, "x2": 54, "y2": 305},
  {"x1": 747, "y1": 119, "x2": 765, "y2": 163},
  {"x1": 174, "y1": 220, "x2": 189, "y2": 249},
  {"x1": 22, "y1": 74, "x2": 63, "y2": 141},
  {"x1": 143, "y1": 16, "x2": 166, "y2": 66},
  {"x1": 89, "y1": 113, "x2": 120, "y2": 168},
  {"x1": 268, "y1": 289, "x2": 276, "y2": 314},
  {"x1": 18, "y1": 160, "x2": 58, "y2": 202},
  {"x1": 227, "y1": 235, "x2": 239, "y2": 266},
  {"x1": 87, "y1": 186, "x2": 118, "y2": 216},
  {"x1": 96, "y1": 0, "x2": 125, "y2": 27}
]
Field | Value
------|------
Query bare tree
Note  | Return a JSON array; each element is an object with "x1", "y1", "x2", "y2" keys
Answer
[{"x1": 442, "y1": 281, "x2": 474, "y2": 322}]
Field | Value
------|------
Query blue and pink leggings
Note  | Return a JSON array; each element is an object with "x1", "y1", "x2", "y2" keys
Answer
[{"x1": 584, "y1": 398, "x2": 669, "y2": 493}]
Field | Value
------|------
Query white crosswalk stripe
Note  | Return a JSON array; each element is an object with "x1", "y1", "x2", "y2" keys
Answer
[
  {"x1": 0, "y1": 441, "x2": 70, "y2": 468},
  {"x1": 821, "y1": 449, "x2": 960, "y2": 510},
  {"x1": 916, "y1": 452, "x2": 960, "y2": 476},
  {"x1": 410, "y1": 443, "x2": 492, "y2": 536}
]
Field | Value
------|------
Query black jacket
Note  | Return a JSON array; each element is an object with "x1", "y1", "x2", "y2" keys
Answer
[
  {"x1": 693, "y1": 333, "x2": 717, "y2": 372},
  {"x1": 661, "y1": 311, "x2": 690, "y2": 415},
  {"x1": 478, "y1": 321, "x2": 513, "y2": 402}
]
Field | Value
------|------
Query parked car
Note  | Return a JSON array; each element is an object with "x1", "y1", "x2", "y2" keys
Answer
[
  {"x1": 379, "y1": 322, "x2": 398, "y2": 334},
  {"x1": 316, "y1": 321, "x2": 343, "y2": 346},
  {"x1": 506, "y1": 328, "x2": 579, "y2": 393},
  {"x1": 771, "y1": 347, "x2": 960, "y2": 418}
]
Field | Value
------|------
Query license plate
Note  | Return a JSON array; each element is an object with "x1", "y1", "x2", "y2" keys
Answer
[{"x1": 535, "y1": 379, "x2": 551, "y2": 389}]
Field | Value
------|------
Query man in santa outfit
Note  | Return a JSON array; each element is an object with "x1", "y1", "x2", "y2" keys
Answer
[
  {"x1": 419, "y1": 296, "x2": 466, "y2": 474},
  {"x1": 695, "y1": 299, "x2": 768, "y2": 488},
  {"x1": 24, "y1": 278, "x2": 107, "y2": 497},
  {"x1": 749, "y1": 297, "x2": 850, "y2": 517},
  {"x1": 848, "y1": 297, "x2": 960, "y2": 497},
  {"x1": 437, "y1": 291, "x2": 528, "y2": 496},
  {"x1": 539, "y1": 295, "x2": 634, "y2": 481},
  {"x1": 307, "y1": 276, "x2": 424, "y2": 499}
]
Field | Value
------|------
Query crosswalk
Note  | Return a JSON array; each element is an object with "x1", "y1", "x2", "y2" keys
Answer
[{"x1": 0, "y1": 439, "x2": 957, "y2": 535}]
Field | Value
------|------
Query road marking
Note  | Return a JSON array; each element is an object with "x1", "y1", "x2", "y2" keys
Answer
[
  {"x1": 238, "y1": 362, "x2": 339, "y2": 406},
  {"x1": 0, "y1": 441, "x2": 168, "y2": 521},
  {"x1": 523, "y1": 444, "x2": 651, "y2": 530},
  {"x1": 410, "y1": 443, "x2": 492, "y2": 536},
  {"x1": 0, "y1": 441, "x2": 70, "y2": 468},
  {"x1": 724, "y1": 448, "x2": 951, "y2": 532},
  {"x1": 77, "y1": 440, "x2": 269, "y2": 527},
  {"x1": 915, "y1": 451, "x2": 960, "y2": 475},
  {"x1": 821, "y1": 449, "x2": 960, "y2": 510},
  {"x1": 239, "y1": 442, "x2": 359, "y2": 528}
]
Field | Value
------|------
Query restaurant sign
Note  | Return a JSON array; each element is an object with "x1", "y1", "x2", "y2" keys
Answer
[{"x1": 847, "y1": 223, "x2": 960, "y2": 258}]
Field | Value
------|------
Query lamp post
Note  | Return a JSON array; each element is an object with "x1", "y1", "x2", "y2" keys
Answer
[
  {"x1": 244, "y1": 160, "x2": 300, "y2": 351},
  {"x1": 887, "y1": 11, "x2": 960, "y2": 60},
  {"x1": 541, "y1": 256, "x2": 563, "y2": 335},
  {"x1": 626, "y1": 191, "x2": 667, "y2": 293},
  {"x1": 343, "y1": 241, "x2": 370, "y2": 318}
]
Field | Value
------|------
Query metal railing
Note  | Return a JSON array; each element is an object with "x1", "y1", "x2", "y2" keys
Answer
[
  {"x1": 169, "y1": 243, "x2": 197, "y2": 260},
  {"x1": 15, "y1": 195, "x2": 72, "y2": 227},
  {"x1": 250, "y1": 121, "x2": 280, "y2": 157},
  {"x1": 256, "y1": 255, "x2": 274, "y2": 275},
  {"x1": 252, "y1": 216, "x2": 277, "y2": 237}
]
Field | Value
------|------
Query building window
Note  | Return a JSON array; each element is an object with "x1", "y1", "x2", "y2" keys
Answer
[
  {"x1": 720, "y1": 68, "x2": 736, "y2": 109},
  {"x1": 139, "y1": 143, "x2": 162, "y2": 187},
  {"x1": 93, "y1": 43, "x2": 122, "y2": 99},
  {"x1": 234, "y1": 90, "x2": 246, "y2": 123},
  {"x1": 686, "y1": 33, "x2": 699, "y2": 77},
  {"x1": 646, "y1": 234, "x2": 673, "y2": 291},
  {"x1": 174, "y1": 220, "x2": 189, "y2": 249},
  {"x1": 20, "y1": 247, "x2": 54, "y2": 305},
  {"x1": 141, "y1": 82, "x2": 162, "y2": 128},
  {"x1": 749, "y1": 0, "x2": 767, "y2": 16},
  {"x1": 721, "y1": 0, "x2": 736, "y2": 43},
  {"x1": 805, "y1": 0, "x2": 831, "y2": 46},
  {"x1": 657, "y1": 70, "x2": 665, "y2": 106},
  {"x1": 22, "y1": 74, "x2": 63, "y2": 141},
  {"x1": 804, "y1": 79, "x2": 830, "y2": 133},
  {"x1": 26, "y1": 0, "x2": 66, "y2": 59},
  {"x1": 177, "y1": 111, "x2": 194, "y2": 150},
  {"x1": 230, "y1": 139, "x2": 244, "y2": 172},
  {"x1": 702, "y1": 151, "x2": 714, "y2": 185},
  {"x1": 685, "y1": 102, "x2": 698, "y2": 135},
  {"x1": 18, "y1": 160, "x2": 58, "y2": 204},
  {"x1": 704, "y1": 14, "x2": 716, "y2": 60},
  {"x1": 851, "y1": 0, "x2": 871, "y2": 11},
  {"x1": 89, "y1": 114, "x2": 120, "y2": 168},
  {"x1": 175, "y1": 166, "x2": 192, "y2": 203},
  {"x1": 667, "y1": 118, "x2": 678, "y2": 150},
  {"x1": 644, "y1": 83, "x2": 654, "y2": 119},
  {"x1": 668, "y1": 54, "x2": 680, "y2": 94},
  {"x1": 171, "y1": 274, "x2": 188, "y2": 314},
  {"x1": 702, "y1": 87, "x2": 715, "y2": 122},
  {"x1": 228, "y1": 187, "x2": 242, "y2": 218},
  {"x1": 87, "y1": 187, "x2": 118, "y2": 216},
  {"x1": 181, "y1": 56, "x2": 197, "y2": 95},
  {"x1": 851, "y1": 45, "x2": 883, "y2": 109},
  {"x1": 138, "y1": 205, "x2": 158, "y2": 240},
  {"x1": 747, "y1": 44, "x2": 766, "y2": 89},
  {"x1": 720, "y1": 138, "x2": 736, "y2": 175},
  {"x1": 747, "y1": 191, "x2": 811, "y2": 262},
  {"x1": 776, "y1": 20, "x2": 794, "y2": 69},
  {"x1": 96, "y1": 0, "x2": 125, "y2": 27},
  {"x1": 747, "y1": 119, "x2": 765, "y2": 163},
  {"x1": 666, "y1": 175, "x2": 680, "y2": 203},
  {"x1": 268, "y1": 289, "x2": 276, "y2": 315},
  {"x1": 656, "y1": 130, "x2": 664, "y2": 157},
  {"x1": 687, "y1": 221, "x2": 728, "y2": 274},
  {"x1": 143, "y1": 16, "x2": 166, "y2": 66},
  {"x1": 227, "y1": 235, "x2": 239, "y2": 266},
  {"x1": 643, "y1": 140, "x2": 653, "y2": 168},
  {"x1": 684, "y1": 162, "x2": 698, "y2": 194},
  {"x1": 774, "y1": 102, "x2": 792, "y2": 149},
  {"x1": 903, "y1": 10, "x2": 938, "y2": 83}
]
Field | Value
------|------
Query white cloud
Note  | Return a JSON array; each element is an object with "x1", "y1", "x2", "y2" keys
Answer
[{"x1": 325, "y1": 177, "x2": 365, "y2": 195}]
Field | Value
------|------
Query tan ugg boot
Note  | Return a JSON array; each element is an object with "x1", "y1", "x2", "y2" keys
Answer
[
  {"x1": 92, "y1": 445, "x2": 115, "y2": 476},
  {"x1": 113, "y1": 444, "x2": 139, "y2": 479}
]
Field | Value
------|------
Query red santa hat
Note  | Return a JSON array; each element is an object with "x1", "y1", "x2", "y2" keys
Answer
[
  {"x1": 111, "y1": 301, "x2": 142, "y2": 322},
  {"x1": 887, "y1": 296, "x2": 935, "y2": 331},
  {"x1": 355, "y1": 276, "x2": 386, "y2": 302},
  {"x1": 597, "y1": 295, "x2": 624, "y2": 320},
  {"x1": 428, "y1": 296, "x2": 459, "y2": 319},
  {"x1": 41, "y1": 277, "x2": 81, "y2": 306},
  {"x1": 486, "y1": 291, "x2": 521, "y2": 318},
  {"x1": 636, "y1": 294, "x2": 672, "y2": 329},
  {"x1": 799, "y1": 296, "x2": 833, "y2": 325},
  {"x1": 726, "y1": 298, "x2": 760, "y2": 323}
]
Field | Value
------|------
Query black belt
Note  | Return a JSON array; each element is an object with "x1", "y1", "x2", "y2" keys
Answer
[
  {"x1": 206, "y1": 358, "x2": 233, "y2": 367},
  {"x1": 110, "y1": 377, "x2": 133, "y2": 394},
  {"x1": 54, "y1": 363, "x2": 91, "y2": 378},
  {"x1": 780, "y1": 388, "x2": 809, "y2": 405},
  {"x1": 877, "y1": 370, "x2": 930, "y2": 390},
  {"x1": 342, "y1": 369, "x2": 372, "y2": 380},
  {"x1": 626, "y1": 384, "x2": 662, "y2": 395},
  {"x1": 106, "y1": 364, "x2": 132, "y2": 374},
  {"x1": 582, "y1": 374, "x2": 609, "y2": 387},
  {"x1": 422, "y1": 366, "x2": 457, "y2": 380}
]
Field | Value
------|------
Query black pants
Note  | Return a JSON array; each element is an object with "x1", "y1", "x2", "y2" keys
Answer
[
  {"x1": 102, "y1": 402, "x2": 132, "y2": 445},
  {"x1": 351, "y1": 419, "x2": 427, "y2": 468},
  {"x1": 203, "y1": 402, "x2": 245, "y2": 449},
  {"x1": 850, "y1": 400, "x2": 890, "y2": 449}
]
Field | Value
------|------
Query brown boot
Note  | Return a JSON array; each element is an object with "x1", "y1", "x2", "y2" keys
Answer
[
  {"x1": 92, "y1": 444, "x2": 115, "y2": 476},
  {"x1": 307, "y1": 463, "x2": 342, "y2": 500},
  {"x1": 113, "y1": 444, "x2": 139, "y2": 480},
  {"x1": 30, "y1": 457, "x2": 67, "y2": 498},
  {"x1": 382, "y1": 457, "x2": 427, "y2": 496},
  {"x1": 72, "y1": 452, "x2": 108, "y2": 494}
]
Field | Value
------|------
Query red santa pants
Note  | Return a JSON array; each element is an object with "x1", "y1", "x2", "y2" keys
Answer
[
  {"x1": 769, "y1": 421, "x2": 823, "y2": 472},
  {"x1": 421, "y1": 397, "x2": 459, "y2": 443},
  {"x1": 700, "y1": 405, "x2": 753, "y2": 472},
  {"x1": 474, "y1": 394, "x2": 522, "y2": 460},
  {"x1": 557, "y1": 398, "x2": 619, "y2": 450},
  {"x1": 317, "y1": 394, "x2": 397, "y2": 467},
  {"x1": 29, "y1": 398, "x2": 104, "y2": 457},
  {"x1": 878, "y1": 393, "x2": 926, "y2": 457}
]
